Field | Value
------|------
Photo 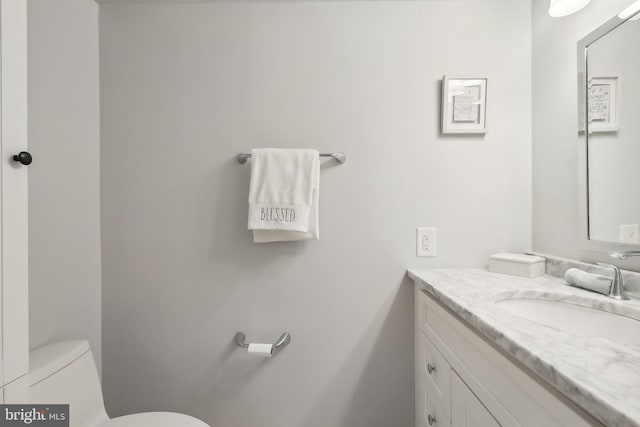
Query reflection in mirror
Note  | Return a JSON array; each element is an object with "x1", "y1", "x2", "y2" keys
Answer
[{"x1": 579, "y1": 6, "x2": 640, "y2": 245}]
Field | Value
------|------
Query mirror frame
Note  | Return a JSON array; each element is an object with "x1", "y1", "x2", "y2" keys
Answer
[{"x1": 577, "y1": 10, "x2": 640, "y2": 252}]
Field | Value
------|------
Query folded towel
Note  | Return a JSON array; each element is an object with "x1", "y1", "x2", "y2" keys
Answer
[
  {"x1": 252, "y1": 186, "x2": 319, "y2": 242},
  {"x1": 248, "y1": 148, "x2": 319, "y2": 242},
  {"x1": 564, "y1": 268, "x2": 612, "y2": 295}
]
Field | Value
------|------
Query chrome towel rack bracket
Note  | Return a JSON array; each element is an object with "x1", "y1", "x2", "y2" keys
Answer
[{"x1": 237, "y1": 152, "x2": 346, "y2": 165}]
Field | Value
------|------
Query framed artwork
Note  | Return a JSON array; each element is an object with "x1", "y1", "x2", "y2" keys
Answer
[
  {"x1": 587, "y1": 76, "x2": 619, "y2": 132},
  {"x1": 441, "y1": 76, "x2": 488, "y2": 134}
]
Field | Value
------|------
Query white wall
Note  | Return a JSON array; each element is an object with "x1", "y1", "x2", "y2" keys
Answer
[
  {"x1": 28, "y1": 0, "x2": 102, "y2": 369},
  {"x1": 99, "y1": 1, "x2": 531, "y2": 426},
  {"x1": 531, "y1": 0, "x2": 640, "y2": 270}
]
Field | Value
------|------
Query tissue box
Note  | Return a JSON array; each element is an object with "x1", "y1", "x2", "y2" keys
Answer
[{"x1": 488, "y1": 253, "x2": 546, "y2": 278}]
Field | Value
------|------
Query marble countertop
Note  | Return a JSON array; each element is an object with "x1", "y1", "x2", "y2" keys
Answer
[{"x1": 407, "y1": 268, "x2": 640, "y2": 427}]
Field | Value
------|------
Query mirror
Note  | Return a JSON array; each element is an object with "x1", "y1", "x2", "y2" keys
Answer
[{"x1": 578, "y1": 3, "x2": 640, "y2": 248}]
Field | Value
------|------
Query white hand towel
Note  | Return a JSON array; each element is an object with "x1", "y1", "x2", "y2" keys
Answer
[
  {"x1": 248, "y1": 148, "x2": 320, "y2": 242},
  {"x1": 252, "y1": 186, "x2": 319, "y2": 242},
  {"x1": 564, "y1": 268, "x2": 612, "y2": 295}
]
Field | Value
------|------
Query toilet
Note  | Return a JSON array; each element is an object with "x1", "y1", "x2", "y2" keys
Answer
[{"x1": 29, "y1": 340, "x2": 209, "y2": 427}]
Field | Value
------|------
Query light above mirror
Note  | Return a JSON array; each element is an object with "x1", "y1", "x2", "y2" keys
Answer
[
  {"x1": 549, "y1": 0, "x2": 590, "y2": 17},
  {"x1": 618, "y1": 0, "x2": 640, "y2": 20}
]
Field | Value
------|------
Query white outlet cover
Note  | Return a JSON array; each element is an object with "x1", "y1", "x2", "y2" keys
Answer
[
  {"x1": 620, "y1": 224, "x2": 640, "y2": 244},
  {"x1": 416, "y1": 227, "x2": 437, "y2": 257}
]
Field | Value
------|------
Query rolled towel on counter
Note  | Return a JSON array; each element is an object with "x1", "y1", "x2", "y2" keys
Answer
[{"x1": 564, "y1": 268, "x2": 612, "y2": 295}]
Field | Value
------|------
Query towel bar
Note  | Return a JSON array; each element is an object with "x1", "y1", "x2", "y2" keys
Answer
[{"x1": 237, "y1": 152, "x2": 346, "y2": 164}]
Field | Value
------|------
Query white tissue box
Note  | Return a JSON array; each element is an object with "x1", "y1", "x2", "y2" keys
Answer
[{"x1": 488, "y1": 253, "x2": 546, "y2": 278}]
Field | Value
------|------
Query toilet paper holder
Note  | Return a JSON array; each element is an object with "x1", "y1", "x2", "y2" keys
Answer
[{"x1": 234, "y1": 331, "x2": 291, "y2": 350}]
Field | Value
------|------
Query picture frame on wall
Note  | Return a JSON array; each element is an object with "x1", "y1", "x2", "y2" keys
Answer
[
  {"x1": 587, "y1": 76, "x2": 619, "y2": 133},
  {"x1": 441, "y1": 76, "x2": 488, "y2": 134}
]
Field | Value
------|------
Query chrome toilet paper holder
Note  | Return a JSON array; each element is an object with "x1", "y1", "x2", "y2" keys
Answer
[{"x1": 234, "y1": 331, "x2": 291, "y2": 350}]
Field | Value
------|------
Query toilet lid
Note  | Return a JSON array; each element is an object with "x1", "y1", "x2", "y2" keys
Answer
[{"x1": 102, "y1": 412, "x2": 210, "y2": 427}]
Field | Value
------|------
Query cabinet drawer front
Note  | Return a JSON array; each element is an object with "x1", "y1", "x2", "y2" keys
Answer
[
  {"x1": 417, "y1": 372, "x2": 451, "y2": 427},
  {"x1": 416, "y1": 330, "x2": 451, "y2": 419},
  {"x1": 452, "y1": 371, "x2": 501, "y2": 427}
]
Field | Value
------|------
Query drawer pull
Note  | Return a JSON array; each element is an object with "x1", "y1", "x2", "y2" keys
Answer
[
  {"x1": 427, "y1": 414, "x2": 437, "y2": 425},
  {"x1": 427, "y1": 363, "x2": 436, "y2": 374}
]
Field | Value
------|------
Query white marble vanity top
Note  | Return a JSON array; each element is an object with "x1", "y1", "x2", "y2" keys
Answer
[{"x1": 407, "y1": 268, "x2": 640, "y2": 427}]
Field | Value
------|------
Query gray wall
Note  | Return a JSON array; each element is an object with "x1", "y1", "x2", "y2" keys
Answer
[
  {"x1": 531, "y1": 0, "x2": 640, "y2": 271},
  {"x1": 28, "y1": 0, "x2": 102, "y2": 370},
  {"x1": 100, "y1": 1, "x2": 531, "y2": 426}
]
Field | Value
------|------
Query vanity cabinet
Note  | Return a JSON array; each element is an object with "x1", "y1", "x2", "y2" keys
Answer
[
  {"x1": 414, "y1": 285, "x2": 602, "y2": 427},
  {"x1": 0, "y1": 0, "x2": 29, "y2": 401},
  {"x1": 416, "y1": 331, "x2": 498, "y2": 427}
]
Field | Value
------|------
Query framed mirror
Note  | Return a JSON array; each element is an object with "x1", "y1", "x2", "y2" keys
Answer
[{"x1": 578, "y1": 2, "x2": 640, "y2": 252}]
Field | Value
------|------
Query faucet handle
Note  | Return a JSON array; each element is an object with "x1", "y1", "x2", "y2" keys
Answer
[
  {"x1": 596, "y1": 262, "x2": 629, "y2": 300},
  {"x1": 609, "y1": 251, "x2": 640, "y2": 260}
]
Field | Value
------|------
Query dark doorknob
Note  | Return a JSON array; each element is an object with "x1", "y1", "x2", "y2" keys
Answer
[{"x1": 13, "y1": 151, "x2": 32, "y2": 166}]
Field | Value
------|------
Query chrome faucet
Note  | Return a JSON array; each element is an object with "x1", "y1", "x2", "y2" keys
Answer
[
  {"x1": 597, "y1": 263, "x2": 629, "y2": 300},
  {"x1": 596, "y1": 250, "x2": 640, "y2": 300}
]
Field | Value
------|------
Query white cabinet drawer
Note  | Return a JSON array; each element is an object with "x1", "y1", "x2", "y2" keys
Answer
[
  {"x1": 417, "y1": 371, "x2": 451, "y2": 427},
  {"x1": 416, "y1": 330, "x2": 451, "y2": 418}
]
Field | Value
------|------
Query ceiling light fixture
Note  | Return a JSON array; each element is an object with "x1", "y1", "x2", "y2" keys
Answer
[{"x1": 548, "y1": 0, "x2": 590, "y2": 17}]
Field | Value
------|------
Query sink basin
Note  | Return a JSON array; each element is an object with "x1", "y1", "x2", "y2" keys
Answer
[{"x1": 494, "y1": 292, "x2": 640, "y2": 343}]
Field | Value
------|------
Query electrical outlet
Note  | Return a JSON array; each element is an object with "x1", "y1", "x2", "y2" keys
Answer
[
  {"x1": 620, "y1": 224, "x2": 640, "y2": 244},
  {"x1": 416, "y1": 227, "x2": 437, "y2": 257}
]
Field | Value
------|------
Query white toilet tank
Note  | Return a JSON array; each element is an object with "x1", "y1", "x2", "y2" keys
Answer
[{"x1": 29, "y1": 340, "x2": 110, "y2": 427}]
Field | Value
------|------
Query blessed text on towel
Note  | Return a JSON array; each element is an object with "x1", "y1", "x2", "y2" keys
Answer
[
  {"x1": 249, "y1": 203, "x2": 310, "y2": 231},
  {"x1": 261, "y1": 207, "x2": 296, "y2": 223}
]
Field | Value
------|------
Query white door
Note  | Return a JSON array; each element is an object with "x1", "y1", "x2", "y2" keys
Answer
[
  {"x1": 452, "y1": 372, "x2": 501, "y2": 427},
  {"x1": 0, "y1": 0, "x2": 29, "y2": 396}
]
